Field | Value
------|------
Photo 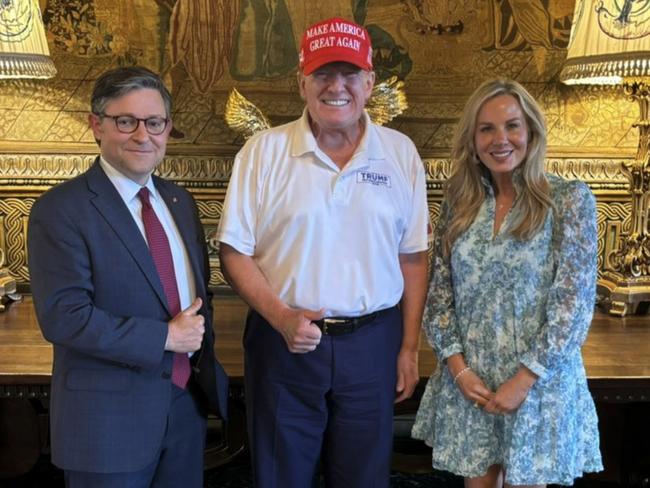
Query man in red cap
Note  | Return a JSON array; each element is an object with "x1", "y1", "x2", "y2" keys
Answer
[{"x1": 218, "y1": 16, "x2": 428, "y2": 487}]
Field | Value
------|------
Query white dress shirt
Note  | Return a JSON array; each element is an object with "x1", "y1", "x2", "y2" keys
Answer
[{"x1": 98, "y1": 157, "x2": 196, "y2": 315}]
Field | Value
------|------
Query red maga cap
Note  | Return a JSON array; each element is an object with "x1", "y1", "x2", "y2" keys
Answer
[{"x1": 299, "y1": 17, "x2": 373, "y2": 75}]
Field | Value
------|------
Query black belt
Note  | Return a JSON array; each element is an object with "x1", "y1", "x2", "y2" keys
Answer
[{"x1": 312, "y1": 307, "x2": 393, "y2": 336}]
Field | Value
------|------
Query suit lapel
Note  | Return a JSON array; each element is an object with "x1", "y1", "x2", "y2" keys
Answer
[
  {"x1": 154, "y1": 177, "x2": 206, "y2": 299},
  {"x1": 85, "y1": 159, "x2": 171, "y2": 315}
]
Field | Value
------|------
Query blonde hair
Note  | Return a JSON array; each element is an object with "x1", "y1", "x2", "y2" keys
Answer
[{"x1": 442, "y1": 78, "x2": 552, "y2": 256}]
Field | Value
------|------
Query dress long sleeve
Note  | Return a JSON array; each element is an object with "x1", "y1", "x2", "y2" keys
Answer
[
  {"x1": 422, "y1": 202, "x2": 464, "y2": 362},
  {"x1": 519, "y1": 180, "x2": 598, "y2": 381},
  {"x1": 413, "y1": 175, "x2": 602, "y2": 484}
]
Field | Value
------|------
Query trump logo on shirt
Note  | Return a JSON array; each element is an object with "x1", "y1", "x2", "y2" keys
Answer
[{"x1": 357, "y1": 171, "x2": 391, "y2": 187}]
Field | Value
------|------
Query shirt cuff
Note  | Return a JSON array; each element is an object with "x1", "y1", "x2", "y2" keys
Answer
[
  {"x1": 519, "y1": 353, "x2": 548, "y2": 381},
  {"x1": 438, "y1": 343, "x2": 464, "y2": 363}
]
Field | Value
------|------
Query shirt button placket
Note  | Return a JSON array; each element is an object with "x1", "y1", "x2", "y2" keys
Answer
[{"x1": 332, "y1": 175, "x2": 344, "y2": 203}]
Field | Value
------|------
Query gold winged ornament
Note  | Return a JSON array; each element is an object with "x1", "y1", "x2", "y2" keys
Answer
[
  {"x1": 224, "y1": 88, "x2": 272, "y2": 139},
  {"x1": 366, "y1": 76, "x2": 408, "y2": 126},
  {"x1": 225, "y1": 76, "x2": 408, "y2": 139}
]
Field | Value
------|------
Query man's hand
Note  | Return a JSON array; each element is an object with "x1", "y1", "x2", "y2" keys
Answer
[
  {"x1": 165, "y1": 298, "x2": 205, "y2": 353},
  {"x1": 396, "y1": 250, "x2": 427, "y2": 402},
  {"x1": 273, "y1": 308, "x2": 323, "y2": 354},
  {"x1": 483, "y1": 367, "x2": 537, "y2": 415},
  {"x1": 219, "y1": 245, "x2": 322, "y2": 354},
  {"x1": 395, "y1": 347, "x2": 419, "y2": 403}
]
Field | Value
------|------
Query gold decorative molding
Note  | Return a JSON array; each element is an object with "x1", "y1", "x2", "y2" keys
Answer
[
  {"x1": 422, "y1": 157, "x2": 632, "y2": 192},
  {"x1": 195, "y1": 200, "x2": 225, "y2": 288},
  {"x1": 423, "y1": 159, "x2": 452, "y2": 191},
  {"x1": 0, "y1": 152, "x2": 236, "y2": 189},
  {"x1": 157, "y1": 157, "x2": 234, "y2": 186},
  {"x1": 545, "y1": 158, "x2": 630, "y2": 190}
]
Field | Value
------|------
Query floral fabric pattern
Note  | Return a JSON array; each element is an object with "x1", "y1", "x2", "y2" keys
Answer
[{"x1": 412, "y1": 174, "x2": 603, "y2": 485}]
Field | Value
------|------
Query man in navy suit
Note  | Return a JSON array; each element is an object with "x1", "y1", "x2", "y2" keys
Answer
[{"x1": 28, "y1": 66, "x2": 228, "y2": 488}]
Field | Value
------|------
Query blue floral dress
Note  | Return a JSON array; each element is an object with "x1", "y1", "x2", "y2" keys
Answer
[{"x1": 412, "y1": 174, "x2": 603, "y2": 485}]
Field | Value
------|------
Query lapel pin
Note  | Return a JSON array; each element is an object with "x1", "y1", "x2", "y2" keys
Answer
[{"x1": 173, "y1": 197, "x2": 178, "y2": 203}]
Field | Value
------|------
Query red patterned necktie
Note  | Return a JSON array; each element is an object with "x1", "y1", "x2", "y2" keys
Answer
[{"x1": 138, "y1": 187, "x2": 191, "y2": 389}]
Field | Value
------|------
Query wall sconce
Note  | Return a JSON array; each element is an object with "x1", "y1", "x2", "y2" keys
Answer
[
  {"x1": 560, "y1": 0, "x2": 650, "y2": 316},
  {"x1": 0, "y1": 0, "x2": 56, "y2": 79}
]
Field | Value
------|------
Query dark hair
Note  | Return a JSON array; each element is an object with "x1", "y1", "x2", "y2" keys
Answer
[{"x1": 91, "y1": 66, "x2": 172, "y2": 117}]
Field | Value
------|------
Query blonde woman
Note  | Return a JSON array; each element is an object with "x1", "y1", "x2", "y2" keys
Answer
[{"x1": 412, "y1": 79, "x2": 602, "y2": 487}]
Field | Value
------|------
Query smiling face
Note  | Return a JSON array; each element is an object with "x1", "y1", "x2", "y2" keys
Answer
[
  {"x1": 88, "y1": 88, "x2": 171, "y2": 185},
  {"x1": 298, "y1": 61, "x2": 374, "y2": 135},
  {"x1": 474, "y1": 94, "x2": 529, "y2": 178}
]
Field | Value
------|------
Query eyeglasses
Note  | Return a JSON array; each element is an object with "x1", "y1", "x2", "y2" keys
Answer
[{"x1": 97, "y1": 113, "x2": 169, "y2": 135}]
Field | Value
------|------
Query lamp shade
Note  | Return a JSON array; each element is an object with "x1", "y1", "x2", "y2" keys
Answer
[
  {"x1": 560, "y1": 0, "x2": 650, "y2": 85},
  {"x1": 0, "y1": 0, "x2": 56, "y2": 79}
]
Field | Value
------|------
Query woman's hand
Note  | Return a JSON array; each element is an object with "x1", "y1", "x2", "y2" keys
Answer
[
  {"x1": 455, "y1": 369, "x2": 494, "y2": 407},
  {"x1": 483, "y1": 366, "x2": 538, "y2": 415},
  {"x1": 447, "y1": 354, "x2": 493, "y2": 407}
]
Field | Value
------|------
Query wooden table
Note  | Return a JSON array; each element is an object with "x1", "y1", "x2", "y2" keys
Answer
[
  {"x1": 2, "y1": 295, "x2": 650, "y2": 394},
  {"x1": 1, "y1": 295, "x2": 649, "y2": 482}
]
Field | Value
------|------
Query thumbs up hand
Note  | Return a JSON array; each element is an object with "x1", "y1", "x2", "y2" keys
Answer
[
  {"x1": 273, "y1": 307, "x2": 323, "y2": 353},
  {"x1": 165, "y1": 297, "x2": 205, "y2": 353}
]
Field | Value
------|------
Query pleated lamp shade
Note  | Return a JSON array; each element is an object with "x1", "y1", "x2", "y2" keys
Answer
[
  {"x1": 560, "y1": 0, "x2": 650, "y2": 86},
  {"x1": 0, "y1": 0, "x2": 56, "y2": 79}
]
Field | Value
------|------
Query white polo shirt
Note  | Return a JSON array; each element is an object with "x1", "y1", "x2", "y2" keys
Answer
[{"x1": 218, "y1": 110, "x2": 428, "y2": 316}]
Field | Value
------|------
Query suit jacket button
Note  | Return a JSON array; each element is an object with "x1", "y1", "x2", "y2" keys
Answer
[{"x1": 162, "y1": 372, "x2": 171, "y2": 379}]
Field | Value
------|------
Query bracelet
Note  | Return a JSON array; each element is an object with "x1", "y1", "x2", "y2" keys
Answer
[{"x1": 453, "y1": 366, "x2": 471, "y2": 384}]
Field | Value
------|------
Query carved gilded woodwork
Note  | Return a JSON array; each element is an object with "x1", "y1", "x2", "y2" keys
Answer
[
  {"x1": 0, "y1": 152, "x2": 634, "y2": 292},
  {"x1": 0, "y1": 199, "x2": 31, "y2": 284},
  {"x1": 595, "y1": 83, "x2": 650, "y2": 316}
]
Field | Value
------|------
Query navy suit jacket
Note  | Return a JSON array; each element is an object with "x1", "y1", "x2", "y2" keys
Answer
[{"x1": 28, "y1": 159, "x2": 228, "y2": 473}]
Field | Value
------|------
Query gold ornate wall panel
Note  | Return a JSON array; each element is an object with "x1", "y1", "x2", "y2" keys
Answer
[
  {"x1": 0, "y1": 199, "x2": 32, "y2": 285},
  {"x1": 0, "y1": 1, "x2": 640, "y2": 290},
  {"x1": 0, "y1": 151, "x2": 634, "y2": 289},
  {"x1": 0, "y1": 147, "x2": 236, "y2": 289}
]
